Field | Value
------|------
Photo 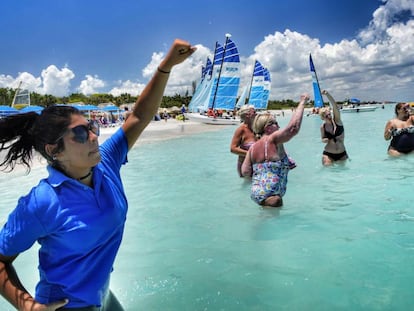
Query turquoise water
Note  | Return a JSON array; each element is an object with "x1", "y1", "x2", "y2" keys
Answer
[{"x1": 1, "y1": 104, "x2": 414, "y2": 310}]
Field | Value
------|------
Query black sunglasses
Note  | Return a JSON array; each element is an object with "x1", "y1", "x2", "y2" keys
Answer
[
  {"x1": 62, "y1": 120, "x2": 100, "y2": 144},
  {"x1": 268, "y1": 120, "x2": 279, "y2": 127}
]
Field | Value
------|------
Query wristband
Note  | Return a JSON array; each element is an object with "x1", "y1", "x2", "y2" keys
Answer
[{"x1": 157, "y1": 67, "x2": 170, "y2": 74}]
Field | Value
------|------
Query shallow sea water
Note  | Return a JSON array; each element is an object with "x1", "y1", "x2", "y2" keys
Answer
[{"x1": 1, "y1": 104, "x2": 414, "y2": 310}]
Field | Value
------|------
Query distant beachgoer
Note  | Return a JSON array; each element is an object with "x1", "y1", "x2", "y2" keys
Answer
[
  {"x1": 124, "y1": 107, "x2": 132, "y2": 121},
  {"x1": 384, "y1": 102, "x2": 414, "y2": 156},
  {"x1": 0, "y1": 39, "x2": 196, "y2": 311},
  {"x1": 230, "y1": 104, "x2": 257, "y2": 177},
  {"x1": 163, "y1": 109, "x2": 168, "y2": 122},
  {"x1": 320, "y1": 90, "x2": 348, "y2": 165},
  {"x1": 241, "y1": 94, "x2": 309, "y2": 207},
  {"x1": 181, "y1": 104, "x2": 186, "y2": 122}
]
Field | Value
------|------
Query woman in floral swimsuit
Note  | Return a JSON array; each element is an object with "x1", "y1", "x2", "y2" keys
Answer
[{"x1": 241, "y1": 94, "x2": 309, "y2": 207}]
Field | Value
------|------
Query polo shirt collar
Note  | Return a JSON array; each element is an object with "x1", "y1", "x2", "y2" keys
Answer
[{"x1": 46, "y1": 165, "x2": 102, "y2": 187}]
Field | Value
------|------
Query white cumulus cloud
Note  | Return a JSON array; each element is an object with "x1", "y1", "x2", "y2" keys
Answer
[{"x1": 78, "y1": 75, "x2": 105, "y2": 95}]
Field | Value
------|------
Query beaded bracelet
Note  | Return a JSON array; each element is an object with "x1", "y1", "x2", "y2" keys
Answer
[{"x1": 157, "y1": 67, "x2": 170, "y2": 74}]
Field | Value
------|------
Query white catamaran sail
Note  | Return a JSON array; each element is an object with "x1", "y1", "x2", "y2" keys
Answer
[
  {"x1": 209, "y1": 37, "x2": 240, "y2": 111},
  {"x1": 238, "y1": 60, "x2": 271, "y2": 110},
  {"x1": 11, "y1": 81, "x2": 31, "y2": 108},
  {"x1": 187, "y1": 35, "x2": 241, "y2": 125},
  {"x1": 261, "y1": 68, "x2": 271, "y2": 110},
  {"x1": 247, "y1": 60, "x2": 265, "y2": 109},
  {"x1": 235, "y1": 85, "x2": 248, "y2": 109},
  {"x1": 188, "y1": 57, "x2": 214, "y2": 113},
  {"x1": 309, "y1": 54, "x2": 324, "y2": 109}
]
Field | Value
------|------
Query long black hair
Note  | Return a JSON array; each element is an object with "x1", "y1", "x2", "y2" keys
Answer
[{"x1": 0, "y1": 105, "x2": 81, "y2": 172}]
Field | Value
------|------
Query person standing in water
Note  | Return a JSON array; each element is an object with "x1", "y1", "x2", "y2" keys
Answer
[
  {"x1": 230, "y1": 104, "x2": 257, "y2": 177},
  {"x1": 384, "y1": 102, "x2": 414, "y2": 156},
  {"x1": 319, "y1": 90, "x2": 348, "y2": 166},
  {"x1": 0, "y1": 39, "x2": 196, "y2": 311},
  {"x1": 241, "y1": 94, "x2": 309, "y2": 207}
]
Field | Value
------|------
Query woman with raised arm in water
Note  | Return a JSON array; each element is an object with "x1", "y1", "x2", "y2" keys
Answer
[
  {"x1": 241, "y1": 94, "x2": 309, "y2": 207},
  {"x1": 319, "y1": 90, "x2": 348, "y2": 166}
]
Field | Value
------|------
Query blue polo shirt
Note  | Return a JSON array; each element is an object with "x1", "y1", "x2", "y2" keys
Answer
[{"x1": 0, "y1": 128, "x2": 129, "y2": 308}]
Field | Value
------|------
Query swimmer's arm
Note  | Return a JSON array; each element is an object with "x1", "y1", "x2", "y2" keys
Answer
[
  {"x1": 384, "y1": 120, "x2": 394, "y2": 140},
  {"x1": 271, "y1": 93, "x2": 309, "y2": 144},
  {"x1": 230, "y1": 127, "x2": 247, "y2": 156},
  {"x1": 241, "y1": 150, "x2": 253, "y2": 177},
  {"x1": 320, "y1": 125, "x2": 329, "y2": 143},
  {"x1": 322, "y1": 90, "x2": 342, "y2": 125}
]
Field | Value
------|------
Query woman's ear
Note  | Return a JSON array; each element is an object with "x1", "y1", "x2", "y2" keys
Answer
[{"x1": 45, "y1": 144, "x2": 58, "y2": 159}]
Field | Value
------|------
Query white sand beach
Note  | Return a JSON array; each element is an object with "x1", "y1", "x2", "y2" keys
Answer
[{"x1": 99, "y1": 118, "x2": 228, "y2": 145}]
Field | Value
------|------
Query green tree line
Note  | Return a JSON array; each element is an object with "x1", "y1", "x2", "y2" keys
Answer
[{"x1": 0, "y1": 87, "x2": 317, "y2": 110}]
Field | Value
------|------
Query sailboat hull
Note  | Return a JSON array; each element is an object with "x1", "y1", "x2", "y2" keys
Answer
[
  {"x1": 185, "y1": 113, "x2": 240, "y2": 125},
  {"x1": 341, "y1": 106, "x2": 378, "y2": 113}
]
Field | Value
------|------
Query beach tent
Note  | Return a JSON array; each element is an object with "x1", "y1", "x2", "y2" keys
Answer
[
  {"x1": 20, "y1": 105, "x2": 44, "y2": 114},
  {"x1": 0, "y1": 105, "x2": 19, "y2": 117}
]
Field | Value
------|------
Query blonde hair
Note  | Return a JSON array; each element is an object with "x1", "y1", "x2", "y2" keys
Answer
[
  {"x1": 252, "y1": 112, "x2": 275, "y2": 138},
  {"x1": 319, "y1": 107, "x2": 330, "y2": 120},
  {"x1": 238, "y1": 104, "x2": 255, "y2": 121}
]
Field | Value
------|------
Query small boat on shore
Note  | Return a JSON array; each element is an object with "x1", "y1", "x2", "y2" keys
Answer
[{"x1": 341, "y1": 105, "x2": 378, "y2": 113}]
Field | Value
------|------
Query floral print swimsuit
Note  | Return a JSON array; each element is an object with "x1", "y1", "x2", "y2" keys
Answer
[{"x1": 250, "y1": 139, "x2": 290, "y2": 204}]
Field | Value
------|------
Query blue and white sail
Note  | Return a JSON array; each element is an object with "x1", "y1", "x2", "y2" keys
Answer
[
  {"x1": 309, "y1": 53, "x2": 324, "y2": 108},
  {"x1": 235, "y1": 85, "x2": 248, "y2": 108},
  {"x1": 201, "y1": 57, "x2": 212, "y2": 81},
  {"x1": 188, "y1": 36, "x2": 240, "y2": 113},
  {"x1": 188, "y1": 57, "x2": 214, "y2": 112},
  {"x1": 248, "y1": 60, "x2": 265, "y2": 109},
  {"x1": 261, "y1": 68, "x2": 271, "y2": 110},
  {"x1": 209, "y1": 36, "x2": 240, "y2": 110}
]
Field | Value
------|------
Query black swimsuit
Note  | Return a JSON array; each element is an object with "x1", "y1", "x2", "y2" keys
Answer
[
  {"x1": 323, "y1": 124, "x2": 348, "y2": 161},
  {"x1": 323, "y1": 124, "x2": 344, "y2": 142},
  {"x1": 390, "y1": 126, "x2": 414, "y2": 153}
]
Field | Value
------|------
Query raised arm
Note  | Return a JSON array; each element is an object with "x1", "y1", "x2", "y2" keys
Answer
[
  {"x1": 322, "y1": 90, "x2": 342, "y2": 125},
  {"x1": 270, "y1": 93, "x2": 309, "y2": 144},
  {"x1": 122, "y1": 39, "x2": 196, "y2": 149}
]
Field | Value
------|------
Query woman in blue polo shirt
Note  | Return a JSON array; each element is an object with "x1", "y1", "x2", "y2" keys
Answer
[{"x1": 0, "y1": 39, "x2": 196, "y2": 311}]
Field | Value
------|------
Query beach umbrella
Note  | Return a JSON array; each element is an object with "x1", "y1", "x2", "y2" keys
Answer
[
  {"x1": 102, "y1": 105, "x2": 120, "y2": 112},
  {"x1": 0, "y1": 105, "x2": 19, "y2": 117},
  {"x1": 74, "y1": 104, "x2": 99, "y2": 111},
  {"x1": 20, "y1": 105, "x2": 44, "y2": 114},
  {"x1": 74, "y1": 104, "x2": 99, "y2": 119},
  {"x1": 349, "y1": 98, "x2": 361, "y2": 104}
]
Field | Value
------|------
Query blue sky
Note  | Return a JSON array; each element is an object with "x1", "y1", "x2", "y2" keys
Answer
[{"x1": 0, "y1": 0, "x2": 413, "y2": 102}]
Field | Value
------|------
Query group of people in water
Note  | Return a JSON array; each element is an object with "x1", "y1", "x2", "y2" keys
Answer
[
  {"x1": 231, "y1": 90, "x2": 414, "y2": 208},
  {"x1": 0, "y1": 34, "x2": 413, "y2": 310}
]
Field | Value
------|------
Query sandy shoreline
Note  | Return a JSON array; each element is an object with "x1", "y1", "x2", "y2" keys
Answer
[{"x1": 99, "y1": 118, "x2": 228, "y2": 145}]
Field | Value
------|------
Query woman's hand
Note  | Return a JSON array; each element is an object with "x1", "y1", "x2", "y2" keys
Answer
[
  {"x1": 300, "y1": 93, "x2": 310, "y2": 103},
  {"x1": 158, "y1": 39, "x2": 197, "y2": 72}
]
